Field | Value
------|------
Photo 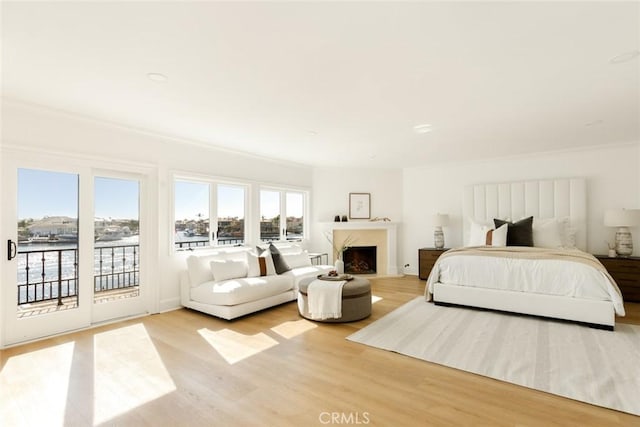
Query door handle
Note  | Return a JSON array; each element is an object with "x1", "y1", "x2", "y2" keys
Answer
[{"x1": 7, "y1": 239, "x2": 17, "y2": 261}]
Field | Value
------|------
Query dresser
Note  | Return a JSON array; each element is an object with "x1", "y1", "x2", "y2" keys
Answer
[
  {"x1": 418, "y1": 248, "x2": 448, "y2": 280},
  {"x1": 594, "y1": 255, "x2": 640, "y2": 302}
]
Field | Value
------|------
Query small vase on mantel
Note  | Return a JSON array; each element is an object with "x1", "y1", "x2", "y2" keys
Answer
[{"x1": 335, "y1": 257, "x2": 345, "y2": 274}]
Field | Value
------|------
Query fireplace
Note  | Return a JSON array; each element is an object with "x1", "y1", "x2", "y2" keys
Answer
[{"x1": 343, "y1": 246, "x2": 377, "y2": 274}]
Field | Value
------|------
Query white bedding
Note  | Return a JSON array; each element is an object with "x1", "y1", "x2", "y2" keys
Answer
[{"x1": 426, "y1": 249, "x2": 625, "y2": 316}]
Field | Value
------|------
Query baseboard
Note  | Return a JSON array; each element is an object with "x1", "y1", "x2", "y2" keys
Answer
[{"x1": 159, "y1": 297, "x2": 181, "y2": 313}]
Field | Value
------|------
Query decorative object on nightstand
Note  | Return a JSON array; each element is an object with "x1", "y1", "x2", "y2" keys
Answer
[
  {"x1": 604, "y1": 209, "x2": 640, "y2": 257},
  {"x1": 606, "y1": 241, "x2": 616, "y2": 258},
  {"x1": 432, "y1": 213, "x2": 449, "y2": 250}
]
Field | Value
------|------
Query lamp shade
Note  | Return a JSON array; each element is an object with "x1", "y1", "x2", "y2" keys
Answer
[
  {"x1": 604, "y1": 209, "x2": 640, "y2": 227},
  {"x1": 433, "y1": 213, "x2": 450, "y2": 227}
]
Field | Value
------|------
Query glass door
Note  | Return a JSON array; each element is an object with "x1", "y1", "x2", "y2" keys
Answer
[
  {"x1": 92, "y1": 174, "x2": 146, "y2": 323},
  {"x1": 3, "y1": 163, "x2": 91, "y2": 345}
]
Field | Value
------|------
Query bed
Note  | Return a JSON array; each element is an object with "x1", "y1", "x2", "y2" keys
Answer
[{"x1": 425, "y1": 178, "x2": 625, "y2": 330}]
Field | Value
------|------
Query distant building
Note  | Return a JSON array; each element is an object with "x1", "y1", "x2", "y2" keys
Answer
[{"x1": 28, "y1": 216, "x2": 77, "y2": 236}]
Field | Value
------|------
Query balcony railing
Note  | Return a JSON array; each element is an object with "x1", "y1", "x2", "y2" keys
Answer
[
  {"x1": 94, "y1": 245, "x2": 139, "y2": 294},
  {"x1": 174, "y1": 237, "x2": 245, "y2": 249},
  {"x1": 17, "y1": 244, "x2": 139, "y2": 306},
  {"x1": 18, "y1": 248, "x2": 78, "y2": 306}
]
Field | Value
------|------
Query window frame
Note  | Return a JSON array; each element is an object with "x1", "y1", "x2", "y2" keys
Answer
[
  {"x1": 172, "y1": 174, "x2": 249, "y2": 251},
  {"x1": 259, "y1": 186, "x2": 308, "y2": 243}
]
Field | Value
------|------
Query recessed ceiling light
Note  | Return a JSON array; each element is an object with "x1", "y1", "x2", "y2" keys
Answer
[
  {"x1": 413, "y1": 124, "x2": 433, "y2": 134},
  {"x1": 147, "y1": 72, "x2": 168, "y2": 82},
  {"x1": 368, "y1": 153, "x2": 377, "y2": 159},
  {"x1": 609, "y1": 50, "x2": 640, "y2": 64},
  {"x1": 307, "y1": 130, "x2": 318, "y2": 136},
  {"x1": 585, "y1": 120, "x2": 604, "y2": 127}
]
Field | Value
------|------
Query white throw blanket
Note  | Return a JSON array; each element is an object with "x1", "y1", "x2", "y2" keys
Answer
[{"x1": 307, "y1": 279, "x2": 347, "y2": 320}]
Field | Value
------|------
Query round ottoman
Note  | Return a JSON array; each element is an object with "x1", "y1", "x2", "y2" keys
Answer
[{"x1": 297, "y1": 276, "x2": 372, "y2": 322}]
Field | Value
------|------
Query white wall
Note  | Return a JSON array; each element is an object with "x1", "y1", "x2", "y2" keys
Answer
[
  {"x1": 402, "y1": 143, "x2": 640, "y2": 275},
  {"x1": 2, "y1": 100, "x2": 312, "y2": 312},
  {"x1": 309, "y1": 167, "x2": 403, "y2": 263}
]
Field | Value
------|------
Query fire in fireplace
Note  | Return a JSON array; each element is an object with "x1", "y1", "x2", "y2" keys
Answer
[{"x1": 343, "y1": 246, "x2": 377, "y2": 274}]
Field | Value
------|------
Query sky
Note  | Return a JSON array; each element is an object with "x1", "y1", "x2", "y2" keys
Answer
[
  {"x1": 19, "y1": 169, "x2": 79, "y2": 219},
  {"x1": 18, "y1": 169, "x2": 139, "y2": 220},
  {"x1": 18, "y1": 169, "x2": 302, "y2": 222},
  {"x1": 175, "y1": 183, "x2": 303, "y2": 221},
  {"x1": 175, "y1": 182, "x2": 246, "y2": 220}
]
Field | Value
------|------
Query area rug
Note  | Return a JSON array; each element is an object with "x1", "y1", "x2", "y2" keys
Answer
[{"x1": 347, "y1": 297, "x2": 640, "y2": 416}]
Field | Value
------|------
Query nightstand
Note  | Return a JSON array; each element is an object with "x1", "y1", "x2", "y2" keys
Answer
[
  {"x1": 594, "y1": 255, "x2": 640, "y2": 302},
  {"x1": 418, "y1": 248, "x2": 448, "y2": 280}
]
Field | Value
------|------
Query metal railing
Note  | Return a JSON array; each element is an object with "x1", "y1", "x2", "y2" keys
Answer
[
  {"x1": 94, "y1": 245, "x2": 139, "y2": 293},
  {"x1": 17, "y1": 244, "x2": 140, "y2": 305},
  {"x1": 174, "y1": 237, "x2": 245, "y2": 249},
  {"x1": 18, "y1": 248, "x2": 78, "y2": 306}
]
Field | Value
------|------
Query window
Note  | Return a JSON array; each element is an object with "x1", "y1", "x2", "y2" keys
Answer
[
  {"x1": 217, "y1": 184, "x2": 245, "y2": 245},
  {"x1": 174, "y1": 180, "x2": 210, "y2": 249},
  {"x1": 174, "y1": 179, "x2": 246, "y2": 249},
  {"x1": 286, "y1": 192, "x2": 304, "y2": 240},
  {"x1": 260, "y1": 190, "x2": 280, "y2": 242},
  {"x1": 260, "y1": 189, "x2": 306, "y2": 242}
]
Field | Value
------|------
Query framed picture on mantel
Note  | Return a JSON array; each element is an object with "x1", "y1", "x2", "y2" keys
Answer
[{"x1": 349, "y1": 193, "x2": 370, "y2": 219}]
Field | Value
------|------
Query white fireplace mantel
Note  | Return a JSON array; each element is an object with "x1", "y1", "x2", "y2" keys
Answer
[{"x1": 321, "y1": 221, "x2": 400, "y2": 276}]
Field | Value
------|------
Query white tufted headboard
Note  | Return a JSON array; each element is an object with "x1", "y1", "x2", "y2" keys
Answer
[{"x1": 462, "y1": 178, "x2": 587, "y2": 251}]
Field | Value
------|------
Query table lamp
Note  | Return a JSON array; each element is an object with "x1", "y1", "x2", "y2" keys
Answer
[{"x1": 604, "y1": 209, "x2": 640, "y2": 257}]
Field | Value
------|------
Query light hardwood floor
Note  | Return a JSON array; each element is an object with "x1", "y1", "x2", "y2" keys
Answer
[{"x1": 1, "y1": 276, "x2": 639, "y2": 426}]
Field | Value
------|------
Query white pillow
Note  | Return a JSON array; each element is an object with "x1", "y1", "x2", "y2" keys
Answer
[
  {"x1": 187, "y1": 254, "x2": 220, "y2": 286},
  {"x1": 533, "y1": 218, "x2": 563, "y2": 248},
  {"x1": 210, "y1": 259, "x2": 248, "y2": 282},
  {"x1": 246, "y1": 251, "x2": 276, "y2": 277},
  {"x1": 271, "y1": 243, "x2": 303, "y2": 255},
  {"x1": 467, "y1": 220, "x2": 492, "y2": 246},
  {"x1": 282, "y1": 251, "x2": 312, "y2": 268},
  {"x1": 556, "y1": 217, "x2": 577, "y2": 248},
  {"x1": 489, "y1": 223, "x2": 508, "y2": 247}
]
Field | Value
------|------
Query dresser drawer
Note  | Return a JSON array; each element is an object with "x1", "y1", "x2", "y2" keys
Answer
[
  {"x1": 418, "y1": 248, "x2": 447, "y2": 280},
  {"x1": 595, "y1": 255, "x2": 640, "y2": 302},
  {"x1": 600, "y1": 260, "x2": 640, "y2": 273}
]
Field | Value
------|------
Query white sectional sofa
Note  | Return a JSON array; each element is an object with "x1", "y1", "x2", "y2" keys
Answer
[{"x1": 180, "y1": 245, "x2": 333, "y2": 319}]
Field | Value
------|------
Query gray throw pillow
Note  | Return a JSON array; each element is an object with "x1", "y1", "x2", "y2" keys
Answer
[{"x1": 268, "y1": 243, "x2": 291, "y2": 274}]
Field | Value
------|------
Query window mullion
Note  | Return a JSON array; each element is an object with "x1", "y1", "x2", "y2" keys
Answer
[{"x1": 210, "y1": 183, "x2": 218, "y2": 246}]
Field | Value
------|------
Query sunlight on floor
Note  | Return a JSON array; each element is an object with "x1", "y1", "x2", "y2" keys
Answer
[
  {"x1": 270, "y1": 319, "x2": 317, "y2": 339},
  {"x1": 372, "y1": 295, "x2": 383, "y2": 304},
  {"x1": 198, "y1": 328, "x2": 278, "y2": 365},
  {"x1": 93, "y1": 323, "x2": 176, "y2": 425},
  {"x1": 0, "y1": 342, "x2": 74, "y2": 426}
]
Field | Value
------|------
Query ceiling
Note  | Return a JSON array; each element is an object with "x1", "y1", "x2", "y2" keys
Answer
[{"x1": 2, "y1": 2, "x2": 639, "y2": 168}]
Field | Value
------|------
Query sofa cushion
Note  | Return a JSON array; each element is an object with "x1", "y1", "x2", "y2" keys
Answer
[
  {"x1": 246, "y1": 251, "x2": 276, "y2": 277},
  {"x1": 186, "y1": 248, "x2": 251, "y2": 287},
  {"x1": 190, "y1": 275, "x2": 293, "y2": 306},
  {"x1": 210, "y1": 259, "x2": 248, "y2": 281},
  {"x1": 282, "y1": 251, "x2": 312, "y2": 268},
  {"x1": 269, "y1": 243, "x2": 291, "y2": 274},
  {"x1": 187, "y1": 254, "x2": 219, "y2": 287}
]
